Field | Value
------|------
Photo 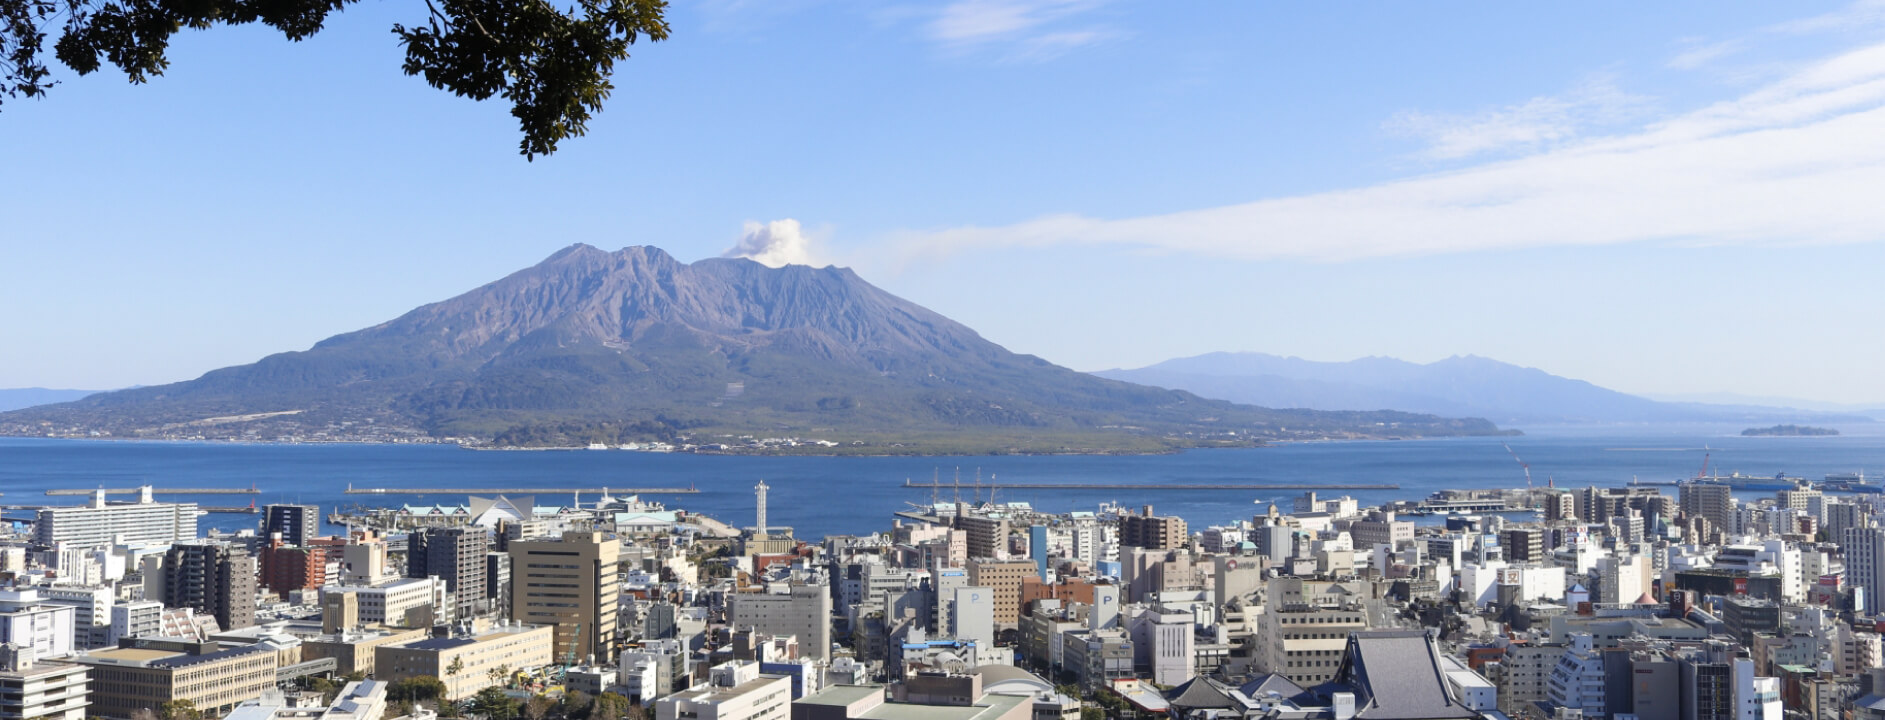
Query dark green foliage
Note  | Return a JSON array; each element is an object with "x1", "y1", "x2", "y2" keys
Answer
[
  {"x1": 0, "y1": 0, "x2": 666, "y2": 157},
  {"x1": 590, "y1": 693, "x2": 632, "y2": 720},
  {"x1": 473, "y1": 687, "x2": 521, "y2": 720},
  {"x1": 563, "y1": 691, "x2": 594, "y2": 720},
  {"x1": 303, "y1": 675, "x2": 342, "y2": 704},
  {"x1": 157, "y1": 701, "x2": 201, "y2": 720},
  {"x1": 388, "y1": 675, "x2": 448, "y2": 702}
]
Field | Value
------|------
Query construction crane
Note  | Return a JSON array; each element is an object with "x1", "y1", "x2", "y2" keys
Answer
[
  {"x1": 1502, "y1": 442, "x2": 1533, "y2": 489},
  {"x1": 1694, "y1": 452, "x2": 1711, "y2": 481}
]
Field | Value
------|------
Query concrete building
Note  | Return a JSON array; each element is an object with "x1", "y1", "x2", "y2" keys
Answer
[
  {"x1": 105, "y1": 601, "x2": 161, "y2": 645},
  {"x1": 299, "y1": 626, "x2": 428, "y2": 676},
  {"x1": 408, "y1": 526, "x2": 489, "y2": 619},
  {"x1": 74, "y1": 640, "x2": 279, "y2": 719},
  {"x1": 952, "y1": 587, "x2": 996, "y2": 651},
  {"x1": 0, "y1": 591, "x2": 75, "y2": 661},
  {"x1": 730, "y1": 583, "x2": 833, "y2": 661},
  {"x1": 956, "y1": 514, "x2": 1010, "y2": 562},
  {"x1": 376, "y1": 622, "x2": 554, "y2": 701},
  {"x1": 657, "y1": 661, "x2": 793, "y2": 720},
  {"x1": 1127, "y1": 607, "x2": 1194, "y2": 686},
  {"x1": 794, "y1": 680, "x2": 1031, "y2": 720},
  {"x1": 0, "y1": 643, "x2": 89, "y2": 720},
  {"x1": 1545, "y1": 634, "x2": 1604, "y2": 716},
  {"x1": 37, "y1": 585, "x2": 111, "y2": 649},
  {"x1": 1680, "y1": 642, "x2": 1736, "y2": 720},
  {"x1": 1060, "y1": 628, "x2": 1134, "y2": 690},
  {"x1": 1255, "y1": 600, "x2": 1367, "y2": 687},
  {"x1": 34, "y1": 488, "x2": 198, "y2": 549},
  {"x1": 621, "y1": 638, "x2": 691, "y2": 702},
  {"x1": 509, "y1": 531, "x2": 620, "y2": 664},
  {"x1": 1599, "y1": 554, "x2": 1652, "y2": 606},
  {"x1": 322, "y1": 577, "x2": 445, "y2": 629},
  {"x1": 1349, "y1": 511, "x2": 1414, "y2": 552},
  {"x1": 1495, "y1": 643, "x2": 1566, "y2": 715},
  {"x1": 221, "y1": 679, "x2": 388, "y2": 720},
  {"x1": 1504, "y1": 528, "x2": 1547, "y2": 564},
  {"x1": 966, "y1": 560, "x2": 1034, "y2": 627},
  {"x1": 1680, "y1": 484, "x2": 1734, "y2": 539},
  {"x1": 262, "y1": 504, "x2": 320, "y2": 548},
  {"x1": 1845, "y1": 526, "x2": 1885, "y2": 616},
  {"x1": 258, "y1": 538, "x2": 327, "y2": 598},
  {"x1": 155, "y1": 541, "x2": 258, "y2": 631},
  {"x1": 1119, "y1": 507, "x2": 1187, "y2": 551}
]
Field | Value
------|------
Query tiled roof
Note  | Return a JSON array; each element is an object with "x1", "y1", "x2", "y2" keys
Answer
[{"x1": 1337, "y1": 630, "x2": 1477, "y2": 720}]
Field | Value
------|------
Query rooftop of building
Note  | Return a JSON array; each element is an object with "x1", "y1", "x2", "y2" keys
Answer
[
  {"x1": 394, "y1": 625, "x2": 545, "y2": 652},
  {"x1": 664, "y1": 674, "x2": 789, "y2": 704},
  {"x1": 858, "y1": 692, "x2": 1029, "y2": 720},
  {"x1": 79, "y1": 647, "x2": 179, "y2": 664},
  {"x1": 1337, "y1": 630, "x2": 1478, "y2": 720},
  {"x1": 795, "y1": 684, "x2": 884, "y2": 707},
  {"x1": 0, "y1": 659, "x2": 89, "y2": 680}
]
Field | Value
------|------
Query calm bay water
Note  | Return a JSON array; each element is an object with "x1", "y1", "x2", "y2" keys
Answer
[{"x1": 3, "y1": 422, "x2": 1883, "y2": 539}]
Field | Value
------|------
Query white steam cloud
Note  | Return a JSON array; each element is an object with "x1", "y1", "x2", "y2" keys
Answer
[{"x1": 722, "y1": 219, "x2": 822, "y2": 268}]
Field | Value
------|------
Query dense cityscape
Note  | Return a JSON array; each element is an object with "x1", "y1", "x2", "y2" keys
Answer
[{"x1": 3, "y1": 471, "x2": 1881, "y2": 720}]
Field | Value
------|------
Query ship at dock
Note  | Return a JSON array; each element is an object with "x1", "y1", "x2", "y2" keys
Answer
[
  {"x1": 1683, "y1": 471, "x2": 1810, "y2": 492},
  {"x1": 1823, "y1": 471, "x2": 1882, "y2": 493}
]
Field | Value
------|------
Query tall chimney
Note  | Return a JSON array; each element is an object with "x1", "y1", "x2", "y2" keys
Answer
[{"x1": 755, "y1": 480, "x2": 769, "y2": 537}]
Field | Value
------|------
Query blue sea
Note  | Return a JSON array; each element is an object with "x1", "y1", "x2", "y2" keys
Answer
[{"x1": 3, "y1": 422, "x2": 1883, "y2": 539}]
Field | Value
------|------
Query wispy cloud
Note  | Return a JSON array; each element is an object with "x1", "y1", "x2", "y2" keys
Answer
[
  {"x1": 1771, "y1": 0, "x2": 1885, "y2": 35},
  {"x1": 1668, "y1": 38, "x2": 1746, "y2": 70},
  {"x1": 891, "y1": 42, "x2": 1885, "y2": 264},
  {"x1": 928, "y1": 0, "x2": 1115, "y2": 61},
  {"x1": 1384, "y1": 76, "x2": 1654, "y2": 160}
]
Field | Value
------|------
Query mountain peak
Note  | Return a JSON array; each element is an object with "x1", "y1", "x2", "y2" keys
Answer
[{"x1": 0, "y1": 249, "x2": 1507, "y2": 449}]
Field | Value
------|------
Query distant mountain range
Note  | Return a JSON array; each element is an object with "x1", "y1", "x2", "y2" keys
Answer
[
  {"x1": 0, "y1": 388, "x2": 104, "y2": 413},
  {"x1": 0, "y1": 246, "x2": 1506, "y2": 452},
  {"x1": 1095, "y1": 353, "x2": 1877, "y2": 425}
]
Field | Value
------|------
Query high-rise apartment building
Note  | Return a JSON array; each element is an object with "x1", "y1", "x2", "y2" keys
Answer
[
  {"x1": 408, "y1": 526, "x2": 489, "y2": 618},
  {"x1": 1119, "y1": 506, "x2": 1187, "y2": 551},
  {"x1": 955, "y1": 513, "x2": 1010, "y2": 561},
  {"x1": 1504, "y1": 528, "x2": 1547, "y2": 563},
  {"x1": 259, "y1": 536, "x2": 326, "y2": 597},
  {"x1": 34, "y1": 488, "x2": 198, "y2": 549},
  {"x1": 262, "y1": 504, "x2": 320, "y2": 547},
  {"x1": 155, "y1": 542, "x2": 257, "y2": 630},
  {"x1": 509, "y1": 531, "x2": 619, "y2": 663},
  {"x1": 1680, "y1": 483, "x2": 1734, "y2": 538},
  {"x1": 1845, "y1": 526, "x2": 1885, "y2": 616}
]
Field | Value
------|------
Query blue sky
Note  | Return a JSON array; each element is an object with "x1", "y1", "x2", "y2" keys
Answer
[{"x1": 6, "y1": 1, "x2": 1885, "y2": 404}]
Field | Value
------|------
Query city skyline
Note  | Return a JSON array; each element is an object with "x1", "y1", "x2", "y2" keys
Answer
[{"x1": 7, "y1": 2, "x2": 1885, "y2": 403}]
